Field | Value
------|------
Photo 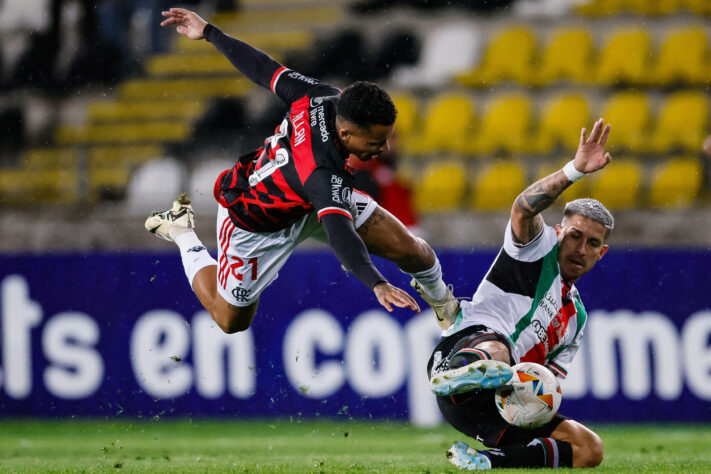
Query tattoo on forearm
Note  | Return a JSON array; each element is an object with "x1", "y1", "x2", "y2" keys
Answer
[{"x1": 516, "y1": 172, "x2": 572, "y2": 217}]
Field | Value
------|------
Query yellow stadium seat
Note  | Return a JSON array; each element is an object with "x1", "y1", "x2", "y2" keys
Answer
[
  {"x1": 118, "y1": 78, "x2": 251, "y2": 100},
  {"x1": 649, "y1": 157, "x2": 703, "y2": 208},
  {"x1": 651, "y1": 91, "x2": 709, "y2": 153},
  {"x1": 456, "y1": 27, "x2": 536, "y2": 87},
  {"x1": 535, "y1": 94, "x2": 590, "y2": 153},
  {"x1": 471, "y1": 161, "x2": 526, "y2": 211},
  {"x1": 146, "y1": 53, "x2": 239, "y2": 77},
  {"x1": 535, "y1": 161, "x2": 589, "y2": 204},
  {"x1": 56, "y1": 122, "x2": 191, "y2": 145},
  {"x1": 471, "y1": 94, "x2": 532, "y2": 154},
  {"x1": 654, "y1": 27, "x2": 709, "y2": 85},
  {"x1": 21, "y1": 148, "x2": 78, "y2": 169},
  {"x1": 405, "y1": 93, "x2": 475, "y2": 156},
  {"x1": 601, "y1": 92, "x2": 650, "y2": 151},
  {"x1": 390, "y1": 92, "x2": 419, "y2": 142},
  {"x1": 415, "y1": 161, "x2": 467, "y2": 212},
  {"x1": 536, "y1": 29, "x2": 593, "y2": 85},
  {"x1": 684, "y1": 0, "x2": 711, "y2": 14},
  {"x1": 88, "y1": 101, "x2": 207, "y2": 123},
  {"x1": 628, "y1": 0, "x2": 681, "y2": 15},
  {"x1": 596, "y1": 28, "x2": 651, "y2": 86},
  {"x1": 575, "y1": 0, "x2": 626, "y2": 15},
  {"x1": 589, "y1": 160, "x2": 642, "y2": 210}
]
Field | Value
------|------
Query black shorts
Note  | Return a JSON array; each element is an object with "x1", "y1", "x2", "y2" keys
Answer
[{"x1": 428, "y1": 325, "x2": 567, "y2": 448}]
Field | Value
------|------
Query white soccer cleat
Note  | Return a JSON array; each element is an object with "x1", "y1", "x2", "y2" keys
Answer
[
  {"x1": 430, "y1": 359, "x2": 513, "y2": 396},
  {"x1": 446, "y1": 441, "x2": 491, "y2": 470},
  {"x1": 145, "y1": 193, "x2": 195, "y2": 242},
  {"x1": 411, "y1": 280, "x2": 459, "y2": 329}
]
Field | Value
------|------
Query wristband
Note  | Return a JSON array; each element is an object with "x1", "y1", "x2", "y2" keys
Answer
[{"x1": 562, "y1": 160, "x2": 586, "y2": 182}]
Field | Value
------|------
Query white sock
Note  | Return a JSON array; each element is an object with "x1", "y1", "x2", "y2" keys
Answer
[
  {"x1": 174, "y1": 232, "x2": 217, "y2": 288},
  {"x1": 407, "y1": 258, "x2": 448, "y2": 301}
]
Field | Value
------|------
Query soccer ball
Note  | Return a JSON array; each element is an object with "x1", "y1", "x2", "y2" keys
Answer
[{"x1": 494, "y1": 362, "x2": 562, "y2": 429}]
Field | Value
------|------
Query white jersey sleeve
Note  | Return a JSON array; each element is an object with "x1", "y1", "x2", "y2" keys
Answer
[{"x1": 503, "y1": 218, "x2": 558, "y2": 262}]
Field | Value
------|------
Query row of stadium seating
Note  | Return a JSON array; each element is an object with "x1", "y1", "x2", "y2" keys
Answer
[
  {"x1": 456, "y1": 25, "x2": 710, "y2": 87},
  {"x1": 415, "y1": 156, "x2": 703, "y2": 212},
  {"x1": 575, "y1": 0, "x2": 711, "y2": 16},
  {"x1": 393, "y1": 90, "x2": 708, "y2": 156}
]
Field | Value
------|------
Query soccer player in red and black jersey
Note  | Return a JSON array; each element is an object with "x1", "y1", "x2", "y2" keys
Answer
[{"x1": 146, "y1": 8, "x2": 459, "y2": 334}]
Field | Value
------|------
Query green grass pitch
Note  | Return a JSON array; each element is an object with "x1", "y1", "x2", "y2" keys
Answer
[{"x1": 1, "y1": 419, "x2": 710, "y2": 472}]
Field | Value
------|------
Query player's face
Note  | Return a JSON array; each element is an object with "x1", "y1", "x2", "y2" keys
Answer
[
  {"x1": 339, "y1": 123, "x2": 394, "y2": 162},
  {"x1": 555, "y1": 214, "x2": 609, "y2": 284}
]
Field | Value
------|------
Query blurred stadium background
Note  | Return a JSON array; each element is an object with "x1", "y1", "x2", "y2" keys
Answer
[{"x1": 1, "y1": 0, "x2": 710, "y2": 470}]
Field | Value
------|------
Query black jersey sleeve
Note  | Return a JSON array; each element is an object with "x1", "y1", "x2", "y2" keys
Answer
[
  {"x1": 270, "y1": 70, "x2": 340, "y2": 106},
  {"x1": 203, "y1": 23, "x2": 282, "y2": 90},
  {"x1": 321, "y1": 213, "x2": 387, "y2": 289},
  {"x1": 303, "y1": 167, "x2": 354, "y2": 223}
]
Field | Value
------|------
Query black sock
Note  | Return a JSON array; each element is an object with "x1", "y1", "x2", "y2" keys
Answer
[{"x1": 481, "y1": 438, "x2": 573, "y2": 468}]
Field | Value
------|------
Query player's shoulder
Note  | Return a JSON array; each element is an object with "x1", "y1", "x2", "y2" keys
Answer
[{"x1": 503, "y1": 219, "x2": 557, "y2": 262}]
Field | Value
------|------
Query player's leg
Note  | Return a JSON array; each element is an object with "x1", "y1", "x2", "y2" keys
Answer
[
  {"x1": 429, "y1": 327, "x2": 513, "y2": 396},
  {"x1": 549, "y1": 419, "x2": 604, "y2": 467},
  {"x1": 145, "y1": 195, "x2": 258, "y2": 333},
  {"x1": 352, "y1": 194, "x2": 457, "y2": 327}
]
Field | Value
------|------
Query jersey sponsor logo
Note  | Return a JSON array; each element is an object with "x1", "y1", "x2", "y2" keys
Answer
[
  {"x1": 532, "y1": 319, "x2": 549, "y2": 347},
  {"x1": 330, "y1": 175, "x2": 343, "y2": 203},
  {"x1": 231, "y1": 286, "x2": 252, "y2": 303},
  {"x1": 187, "y1": 246, "x2": 206, "y2": 253},
  {"x1": 292, "y1": 110, "x2": 308, "y2": 147},
  {"x1": 248, "y1": 149, "x2": 290, "y2": 187},
  {"x1": 341, "y1": 186, "x2": 352, "y2": 204},
  {"x1": 310, "y1": 105, "x2": 330, "y2": 142},
  {"x1": 310, "y1": 96, "x2": 327, "y2": 107},
  {"x1": 287, "y1": 71, "x2": 318, "y2": 85}
]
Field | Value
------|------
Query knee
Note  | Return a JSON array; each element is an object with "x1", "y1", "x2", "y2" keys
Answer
[
  {"x1": 388, "y1": 235, "x2": 433, "y2": 269},
  {"x1": 576, "y1": 431, "x2": 604, "y2": 467},
  {"x1": 212, "y1": 309, "x2": 252, "y2": 334}
]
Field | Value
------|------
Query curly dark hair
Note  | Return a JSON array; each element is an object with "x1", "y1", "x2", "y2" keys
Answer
[{"x1": 337, "y1": 81, "x2": 397, "y2": 127}]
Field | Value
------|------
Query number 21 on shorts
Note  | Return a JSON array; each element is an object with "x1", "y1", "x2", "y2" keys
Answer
[{"x1": 229, "y1": 257, "x2": 258, "y2": 281}]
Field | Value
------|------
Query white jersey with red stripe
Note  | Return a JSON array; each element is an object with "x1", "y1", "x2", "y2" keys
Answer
[{"x1": 444, "y1": 220, "x2": 587, "y2": 378}]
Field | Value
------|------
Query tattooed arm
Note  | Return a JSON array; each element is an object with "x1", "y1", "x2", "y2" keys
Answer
[{"x1": 511, "y1": 118, "x2": 612, "y2": 245}]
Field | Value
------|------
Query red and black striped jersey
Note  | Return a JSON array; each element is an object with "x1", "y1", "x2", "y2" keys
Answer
[{"x1": 214, "y1": 68, "x2": 356, "y2": 232}]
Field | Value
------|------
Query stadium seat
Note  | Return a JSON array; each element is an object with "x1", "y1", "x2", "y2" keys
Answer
[
  {"x1": 405, "y1": 92, "x2": 475, "y2": 156},
  {"x1": 471, "y1": 161, "x2": 526, "y2": 211},
  {"x1": 392, "y1": 23, "x2": 481, "y2": 88},
  {"x1": 415, "y1": 161, "x2": 467, "y2": 212},
  {"x1": 87, "y1": 100, "x2": 207, "y2": 123},
  {"x1": 575, "y1": 0, "x2": 626, "y2": 15},
  {"x1": 390, "y1": 92, "x2": 419, "y2": 142},
  {"x1": 600, "y1": 92, "x2": 651, "y2": 151},
  {"x1": 56, "y1": 122, "x2": 191, "y2": 145},
  {"x1": 126, "y1": 158, "x2": 187, "y2": 214},
  {"x1": 595, "y1": 28, "x2": 651, "y2": 86},
  {"x1": 188, "y1": 159, "x2": 236, "y2": 212},
  {"x1": 535, "y1": 161, "x2": 589, "y2": 204},
  {"x1": 470, "y1": 93, "x2": 532, "y2": 154},
  {"x1": 118, "y1": 78, "x2": 251, "y2": 100},
  {"x1": 589, "y1": 160, "x2": 642, "y2": 210},
  {"x1": 21, "y1": 148, "x2": 78, "y2": 170},
  {"x1": 88, "y1": 146, "x2": 162, "y2": 201},
  {"x1": 651, "y1": 91, "x2": 709, "y2": 153},
  {"x1": 535, "y1": 28, "x2": 593, "y2": 85},
  {"x1": 146, "y1": 54, "x2": 240, "y2": 77},
  {"x1": 175, "y1": 30, "x2": 315, "y2": 54},
  {"x1": 649, "y1": 157, "x2": 703, "y2": 208},
  {"x1": 653, "y1": 27, "x2": 709, "y2": 86},
  {"x1": 456, "y1": 26, "x2": 536, "y2": 87},
  {"x1": 535, "y1": 94, "x2": 590, "y2": 153},
  {"x1": 628, "y1": 0, "x2": 681, "y2": 15}
]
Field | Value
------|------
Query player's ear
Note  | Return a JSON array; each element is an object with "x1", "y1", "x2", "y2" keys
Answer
[
  {"x1": 598, "y1": 244, "x2": 609, "y2": 260},
  {"x1": 554, "y1": 224, "x2": 562, "y2": 237},
  {"x1": 338, "y1": 127, "x2": 350, "y2": 143}
]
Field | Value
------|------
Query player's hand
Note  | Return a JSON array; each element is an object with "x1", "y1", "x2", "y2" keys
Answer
[
  {"x1": 373, "y1": 282, "x2": 421, "y2": 313},
  {"x1": 160, "y1": 8, "x2": 207, "y2": 40},
  {"x1": 573, "y1": 118, "x2": 612, "y2": 174}
]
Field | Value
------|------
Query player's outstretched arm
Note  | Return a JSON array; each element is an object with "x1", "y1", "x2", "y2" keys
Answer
[
  {"x1": 161, "y1": 7, "x2": 283, "y2": 91},
  {"x1": 511, "y1": 118, "x2": 611, "y2": 244},
  {"x1": 321, "y1": 214, "x2": 420, "y2": 313}
]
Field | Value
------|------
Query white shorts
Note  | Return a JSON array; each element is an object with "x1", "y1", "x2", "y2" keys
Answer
[{"x1": 216, "y1": 190, "x2": 377, "y2": 307}]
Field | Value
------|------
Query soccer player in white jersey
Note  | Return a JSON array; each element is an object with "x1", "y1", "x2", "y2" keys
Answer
[{"x1": 429, "y1": 119, "x2": 613, "y2": 470}]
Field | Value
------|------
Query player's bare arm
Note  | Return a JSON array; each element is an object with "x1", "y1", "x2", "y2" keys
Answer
[
  {"x1": 160, "y1": 8, "x2": 207, "y2": 39},
  {"x1": 511, "y1": 118, "x2": 612, "y2": 245}
]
